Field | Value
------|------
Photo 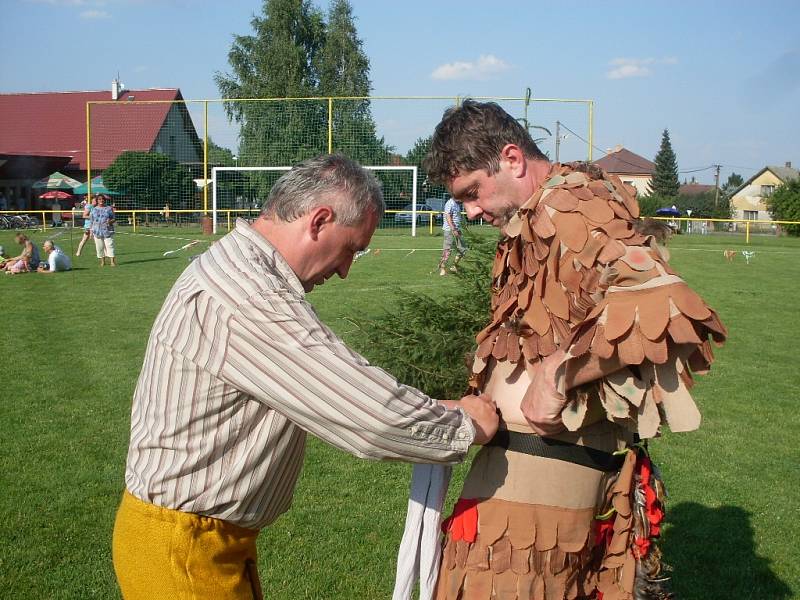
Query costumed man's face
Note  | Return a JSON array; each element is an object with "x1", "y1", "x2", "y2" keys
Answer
[{"x1": 447, "y1": 161, "x2": 519, "y2": 229}]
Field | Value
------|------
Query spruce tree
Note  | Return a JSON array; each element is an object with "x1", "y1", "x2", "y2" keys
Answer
[
  {"x1": 215, "y1": 0, "x2": 391, "y2": 172},
  {"x1": 648, "y1": 129, "x2": 680, "y2": 198},
  {"x1": 317, "y1": 0, "x2": 391, "y2": 165},
  {"x1": 214, "y1": 0, "x2": 327, "y2": 168},
  {"x1": 347, "y1": 232, "x2": 496, "y2": 399}
]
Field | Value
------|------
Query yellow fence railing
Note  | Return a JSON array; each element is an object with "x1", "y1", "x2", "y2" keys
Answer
[
  {"x1": 2, "y1": 211, "x2": 799, "y2": 244},
  {"x1": 85, "y1": 93, "x2": 596, "y2": 213}
]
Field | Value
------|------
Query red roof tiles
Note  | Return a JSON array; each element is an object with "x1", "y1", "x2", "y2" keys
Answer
[
  {"x1": 593, "y1": 148, "x2": 655, "y2": 176},
  {"x1": 0, "y1": 88, "x2": 183, "y2": 171}
]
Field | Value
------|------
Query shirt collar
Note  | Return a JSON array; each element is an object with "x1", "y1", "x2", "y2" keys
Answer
[{"x1": 233, "y1": 218, "x2": 306, "y2": 297}]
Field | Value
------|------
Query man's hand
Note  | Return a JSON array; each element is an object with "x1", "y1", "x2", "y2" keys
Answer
[
  {"x1": 441, "y1": 393, "x2": 499, "y2": 445},
  {"x1": 521, "y1": 350, "x2": 569, "y2": 436}
]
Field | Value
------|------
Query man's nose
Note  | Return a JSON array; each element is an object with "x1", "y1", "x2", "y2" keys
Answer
[{"x1": 464, "y1": 203, "x2": 482, "y2": 219}]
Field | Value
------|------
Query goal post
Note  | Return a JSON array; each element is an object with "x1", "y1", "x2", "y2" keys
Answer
[{"x1": 211, "y1": 165, "x2": 419, "y2": 235}]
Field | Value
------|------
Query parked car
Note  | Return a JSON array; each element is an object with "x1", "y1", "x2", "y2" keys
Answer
[{"x1": 393, "y1": 197, "x2": 448, "y2": 226}]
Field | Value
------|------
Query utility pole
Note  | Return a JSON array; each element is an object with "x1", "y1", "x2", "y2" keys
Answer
[
  {"x1": 713, "y1": 164, "x2": 722, "y2": 208},
  {"x1": 555, "y1": 121, "x2": 561, "y2": 163}
]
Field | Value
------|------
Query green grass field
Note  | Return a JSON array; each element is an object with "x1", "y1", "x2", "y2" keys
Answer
[{"x1": 0, "y1": 224, "x2": 798, "y2": 599}]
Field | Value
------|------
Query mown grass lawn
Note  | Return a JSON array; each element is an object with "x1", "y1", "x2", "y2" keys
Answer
[{"x1": 0, "y1": 224, "x2": 798, "y2": 599}]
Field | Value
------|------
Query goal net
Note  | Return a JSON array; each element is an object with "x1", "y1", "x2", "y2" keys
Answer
[{"x1": 211, "y1": 165, "x2": 420, "y2": 235}]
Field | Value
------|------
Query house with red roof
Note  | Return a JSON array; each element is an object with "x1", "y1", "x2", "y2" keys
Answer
[
  {"x1": 0, "y1": 83, "x2": 202, "y2": 209},
  {"x1": 679, "y1": 177, "x2": 716, "y2": 196},
  {"x1": 593, "y1": 145, "x2": 655, "y2": 198}
]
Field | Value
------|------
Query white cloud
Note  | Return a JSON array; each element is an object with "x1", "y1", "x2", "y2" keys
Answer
[
  {"x1": 606, "y1": 57, "x2": 678, "y2": 80},
  {"x1": 80, "y1": 8, "x2": 110, "y2": 18},
  {"x1": 134, "y1": 65, "x2": 148, "y2": 73},
  {"x1": 431, "y1": 54, "x2": 510, "y2": 81}
]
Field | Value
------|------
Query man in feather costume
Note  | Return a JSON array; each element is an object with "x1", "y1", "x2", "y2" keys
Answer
[{"x1": 424, "y1": 101, "x2": 727, "y2": 600}]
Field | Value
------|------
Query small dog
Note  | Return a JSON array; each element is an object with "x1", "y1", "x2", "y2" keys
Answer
[{"x1": 723, "y1": 249, "x2": 736, "y2": 262}]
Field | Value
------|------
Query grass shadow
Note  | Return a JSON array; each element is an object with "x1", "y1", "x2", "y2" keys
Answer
[
  {"x1": 662, "y1": 502, "x2": 793, "y2": 599},
  {"x1": 117, "y1": 256, "x2": 187, "y2": 266}
]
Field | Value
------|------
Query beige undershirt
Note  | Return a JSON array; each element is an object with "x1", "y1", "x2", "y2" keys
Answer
[{"x1": 462, "y1": 358, "x2": 632, "y2": 508}]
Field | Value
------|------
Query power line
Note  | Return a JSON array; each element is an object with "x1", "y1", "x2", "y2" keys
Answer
[
  {"x1": 558, "y1": 120, "x2": 715, "y2": 174},
  {"x1": 679, "y1": 166, "x2": 715, "y2": 174}
]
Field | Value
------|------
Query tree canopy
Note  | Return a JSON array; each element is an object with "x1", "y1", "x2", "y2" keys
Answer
[
  {"x1": 103, "y1": 151, "x2": 196, "y2": 210},
  {"x1": 214, "y1": 0, "x2": 390, "y2": 169},
  {"x1": 648, "y1": 129, "x2": 680, "y2": 198},
  {"x1": 404, "y1": 136, "x2": 447, "y2": 202},
  {"x1": 767, "y1": 177, "x2": 800, "y2": 235}
]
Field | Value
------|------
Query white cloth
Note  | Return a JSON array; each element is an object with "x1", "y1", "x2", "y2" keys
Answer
[
  {"x1": 47, "y1": 247, "x2": 72, "y2": 272},
  {"x1": 94, "y1": 236, "x2": 115, "y2": 258},
  {"x1": 393, "y1": 463, "x2": 452, "y2": 600}
]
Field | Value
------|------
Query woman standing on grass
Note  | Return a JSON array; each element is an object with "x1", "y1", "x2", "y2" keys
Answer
[
  {"x1": 91, "y1": 194, "x2": 117, "y2": 267},
  {"x1": 75, "y1": 196, "x2": 96, "y2": 257}
]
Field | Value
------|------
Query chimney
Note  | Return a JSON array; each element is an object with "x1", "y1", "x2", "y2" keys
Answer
[
  {"x1": 111, "y1": 77, "x2": 125, "y2": 100},
  {"x1": 786, "y1": 161, "x2": 792, "y2": 169}
]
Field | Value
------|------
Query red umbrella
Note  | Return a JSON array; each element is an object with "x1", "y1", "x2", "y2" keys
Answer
[{"x1": 39, "y1": 190, "x2": 74, "y2": 200}]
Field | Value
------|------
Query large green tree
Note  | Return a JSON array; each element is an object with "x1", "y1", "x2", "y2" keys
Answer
[
  {"x1": 767, "y1": 177, "x2": 800, "y2": 235},
  {"x1": 103, "y1": 151, "x2": 196, "y2": 211},
  {"x1": 318, "y1": 0, "x2": 390, "y2": 165},
  {"x1": 648, "y1": 129, "x2": 680, "y2": 198},
  {"x1": 215, "y1": 0, "x2": 389, "y2": 173},
  {"x1": 215, "y1": 0, "x2": 327, "y2": 167}
]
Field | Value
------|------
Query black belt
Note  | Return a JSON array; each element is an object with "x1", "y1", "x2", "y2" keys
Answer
[{"x1": 486, "y1": 430, "x2": 624, "y2": 472}]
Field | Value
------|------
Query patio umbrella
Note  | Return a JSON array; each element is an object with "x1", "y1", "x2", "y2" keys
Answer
[
  {"x1": 655, "y1": 207, "x2": 681, "y2": 217},
  {"x1": 72, "y1": 175, "x2": 122, "y2": 196},
  {"x1": 32, "y1": 171, "x2": 81, "y2": 191},
  {"x1": 39, "y1": 190, "x2": 74, "y2": 200}
]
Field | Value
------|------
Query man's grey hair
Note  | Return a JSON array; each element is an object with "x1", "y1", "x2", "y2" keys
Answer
[
  {"x1": 260, "y1": 154, "x2": 385, "y2": 226},
  {"x1": 43, "y1": 240, "x2": 55, "y2": 250}
]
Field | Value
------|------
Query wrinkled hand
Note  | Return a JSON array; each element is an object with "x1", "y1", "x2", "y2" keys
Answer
[
  {"x1": 461, "y1": 393, "x2": 499, "y2": 444},
  {"x1": 521, "y1": 351, "x2": 569, "y2": 436},
  {"x1": 442, "y1": 393, "x2": 498, "y2": 445}
]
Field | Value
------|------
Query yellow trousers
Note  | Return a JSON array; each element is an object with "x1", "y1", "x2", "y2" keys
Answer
[{"x1": 112, "y1": 491, "x2": 263, "y2": 600}]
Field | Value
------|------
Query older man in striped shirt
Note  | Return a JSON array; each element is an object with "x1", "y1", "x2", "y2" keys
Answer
[{"x1": 112, "y1": 154, "x2": 499, "y2": 600}]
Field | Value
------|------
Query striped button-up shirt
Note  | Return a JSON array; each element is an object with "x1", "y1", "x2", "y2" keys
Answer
[{"x1": 125, "y1": 219, "x2": 474, "y2": 529}]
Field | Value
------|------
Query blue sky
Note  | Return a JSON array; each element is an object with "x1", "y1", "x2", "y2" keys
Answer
[{"x1": 1, "y1": 0, "x2": 798, "y2": 184}]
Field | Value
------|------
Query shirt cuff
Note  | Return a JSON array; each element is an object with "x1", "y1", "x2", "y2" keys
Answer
[{"x1": 452, "y1": 407, "x2": 476, "y2": 452}]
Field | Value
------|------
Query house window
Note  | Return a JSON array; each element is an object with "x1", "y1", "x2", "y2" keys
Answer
[
  {"x1": 761, "y1": 184, "x2": 775, "y2": 197},
  {"x1": 743, "y1": 210, "x2": 758, "y2": 220}
]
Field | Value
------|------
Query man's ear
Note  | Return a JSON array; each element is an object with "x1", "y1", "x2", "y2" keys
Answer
[
  {"x1": 499, "y1": 144, "x2": 527, "y2": 178},
  {"x1": 307, "y1": 205, "x2": 335, "y2": 240}
]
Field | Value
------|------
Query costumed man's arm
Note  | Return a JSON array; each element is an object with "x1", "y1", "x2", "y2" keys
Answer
[{"x1": 522, "y1": 273, "x2": 727, "y2": 437}]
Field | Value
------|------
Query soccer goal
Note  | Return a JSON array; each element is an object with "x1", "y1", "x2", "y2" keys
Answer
[{"x1": 211, "y1": 165, "x2": 419, "y2": 235}]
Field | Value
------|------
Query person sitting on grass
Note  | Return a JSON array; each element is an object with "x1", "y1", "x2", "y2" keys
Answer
[
  {"x1": 3, "y1": 233, "x2": 41, "y2": 275},
  {"x1": 37, "y1": 240, "x2": 72, "y2": 274}
]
